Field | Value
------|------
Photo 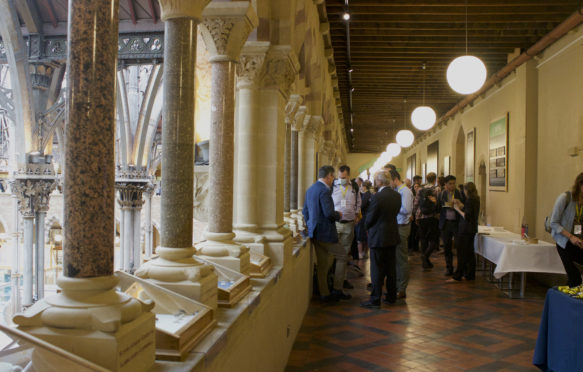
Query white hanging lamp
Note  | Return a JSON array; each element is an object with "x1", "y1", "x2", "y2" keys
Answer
[
  {"x1": 396, "y1": 98, "x2": 415, "y2": 147},
  {"x1": 446, "y1": 1, "x2": 487, "y2": 95},
  {"x1": 386, "y1": 143, "x2": 401, "y2": 157},
  {"x1": 411, "y1": 64, "x2": 436, "y2": 131}
]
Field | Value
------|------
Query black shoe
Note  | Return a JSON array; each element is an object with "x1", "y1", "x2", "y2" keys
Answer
[
  {"x1": 396, "y1": 291, "x2": 407, "y2": 300},
  {"x1": 444, "y1": 269, "x2": 454, "y2": 276},
  {"x1": 320, "y1": 294, "x2": 339, "y2": 303},
  {"x1": 332, "y1": 290, "x2": 352, "y2": 300},
  {"x1": 382, "y1": 297, "x2": 396, "y2": 305},
  {"x1": 360, "y1": 299, "x2": 381, "y2": 309},
  {"x1": 343, "y1": 280, "x2": 354, "y2": 289}
]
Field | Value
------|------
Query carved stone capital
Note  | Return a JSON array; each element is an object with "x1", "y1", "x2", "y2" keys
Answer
[
  {"x1": 10, "y1": 177, "x2": 57, "y2": 217},
  {"x1": 260, "y1": 46, "x2": 299, "y2": 98},
  {"x1": 304, "y1": 115, "x2": 324, "y2": 139},
  {"x1": 319, "y1": 140, "x2": 336, "y2": 158},
  {"x1": 284, "y1": 94, "x2": 303, "y2": 126},
  {"x1": 115, "y1": 182, "x2": 149, "y2": 210},
  {"x1": 200, "y1": 2, "x2": 258, "y2": 63},
  {"x1": 237, "y1": 41, "x2": 270, "y2": 88},
  {"x1": 158, "y1": 0, "x2": 212, "y2": 21},
  {"x1": 293, "y1": 106, "x2": 308, "y2": 132}
]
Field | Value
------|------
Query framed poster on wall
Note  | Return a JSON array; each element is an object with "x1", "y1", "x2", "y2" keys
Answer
[
  {"x1": 466, "y1": 128, "x2": 475, "y2": 182},
  {"x1": 443, "y1": 156, "x2": 451, "y2": 176},
  {"x1": 488, "y1": 114, "x2": 509, "y2": 191}
]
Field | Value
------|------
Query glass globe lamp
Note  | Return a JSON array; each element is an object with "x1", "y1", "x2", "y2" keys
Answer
[
  {"x1": 396, "y1": 130, "x2": 414, "y2": 148},
  {"x1": 411, "y1": 106, "x2": 436, "y2": 131},
  {"x1": 446, "y1": 55, "x2": 487, "y2": 95}
]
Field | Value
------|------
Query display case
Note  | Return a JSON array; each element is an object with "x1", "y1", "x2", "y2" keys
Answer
[
  {"x1": 249, "y1": 251, "x2": 271, "y2": 278},
  {"x1": 115, "y1": 271, "x2": 216, "y2": 361},
  {"x1": 194, "y1": 257, "x2": 252, "y2": 307}
]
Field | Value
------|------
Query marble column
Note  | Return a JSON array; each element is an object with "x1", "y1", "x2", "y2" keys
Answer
[
  {"x1": 13, "y1": 1, "x2": 155, "y2": 370},
  {"x1": 22, "y1": 215, "x2": 33, "y2": 306},
  {"x1": 135, "y1": 0, "x2": 219, "y2": 309},
  {"x1": 10, "y1": 194, "x2": 21, "y2": 314},
  {"x1": 143, "y1": 186, "x2": 153, "y2": 258},
  {"x1": 195, "y1": 2, "x2": 257, "y2": 274}
]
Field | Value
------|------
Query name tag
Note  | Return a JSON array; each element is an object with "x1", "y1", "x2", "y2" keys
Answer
[
  {"x1": 575, "y1": 225, "x2": 582, "y2": 236},
  {"x1": 341, "y1": 200, "x2": 347, "y2": 208}
]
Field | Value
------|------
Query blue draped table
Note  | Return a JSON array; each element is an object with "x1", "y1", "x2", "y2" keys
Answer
[{"x1": 533, "y1": 288, "x2": 583, "y2": 371}]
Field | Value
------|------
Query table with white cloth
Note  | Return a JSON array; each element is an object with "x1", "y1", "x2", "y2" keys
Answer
[{"x1": 474, "y1": 226, "x2": 566, "y2": 298}]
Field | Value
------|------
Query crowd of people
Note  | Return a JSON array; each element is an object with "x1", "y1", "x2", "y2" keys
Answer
[{"x1": 302, "y1": 163, "x2": 481, "y2": 308}]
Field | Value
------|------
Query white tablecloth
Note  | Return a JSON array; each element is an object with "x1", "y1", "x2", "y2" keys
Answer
[{"x1": 474, "y1": 228, "x2": 566, "y2": 279}]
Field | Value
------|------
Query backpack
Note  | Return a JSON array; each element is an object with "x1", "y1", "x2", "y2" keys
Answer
[
  {"x1": 544, "y1": 191, "x2": 571, "y2": 233},
  {"x1": 419, "y1": 187, "x2": 438, "y2": 215}
]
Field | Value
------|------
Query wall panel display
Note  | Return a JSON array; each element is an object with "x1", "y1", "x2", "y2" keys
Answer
[
  {"x1": 488, "y1": 114, "x2": 509, "y2": 191},
  {"x1": 443, "y1": 156, "x2": 451, "y2": 176},
  {"x1": 406, "y1": 154, "x2": 416, "y2": 181},
  {"x1": 466, "y1": 128, "x2": 475, "y2": 182},
  {"x1": 426, "y1": 141, "x2": 439, "y2": 176}
]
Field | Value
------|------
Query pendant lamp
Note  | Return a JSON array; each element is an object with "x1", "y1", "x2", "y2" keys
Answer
[{"x1": 411, "y1": 64, "x2": 436, "y2": 131}]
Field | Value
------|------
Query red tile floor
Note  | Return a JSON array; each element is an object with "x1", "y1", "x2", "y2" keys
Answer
[{"x1": 286, "y1": 250, "x2": 547, "y2": 372}]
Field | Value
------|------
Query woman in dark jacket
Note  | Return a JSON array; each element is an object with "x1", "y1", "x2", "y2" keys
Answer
[{"x1": 447, "y1": 182, "x2": 480, "y2": 282}]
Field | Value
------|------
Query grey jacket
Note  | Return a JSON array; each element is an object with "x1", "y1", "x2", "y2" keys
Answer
[{"x1": 550, "y1": 191, "x2": 577, "y2": 249}]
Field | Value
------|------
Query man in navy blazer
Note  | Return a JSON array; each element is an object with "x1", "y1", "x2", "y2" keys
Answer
[
  {"x1": 361, "y1": 170, "x2": 402, "y2": 308},
  {"x1": 303, "y1": 165, "x2": 342, "y2": 302}
]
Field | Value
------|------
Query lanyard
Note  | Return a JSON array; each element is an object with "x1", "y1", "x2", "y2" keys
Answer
[
  {"x1": 341, "y1": 185, "x2": 348, "y2": 199},
  {"x1": 397, "y1": 184, "x2": 406, "y2": 193},
  {"x1": 576, "y1": 203, "x2": 583, "y2": 223}
]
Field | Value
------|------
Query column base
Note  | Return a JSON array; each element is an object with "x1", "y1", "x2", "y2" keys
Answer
[
  {"x1": 261, "y1": 225, "x2": 293, "y2": 267},
  {"x1": 290, "y1": 209, "x2": 305, "y2": 231},
  {"x1": 234, "y1": 229, "x2": 267, "y2": 255},
  {"x1": 134, "y1": 247, "x2": 218, "y2": 309},
  {"x1": 12, "y1": 276, "x2": 156, "y2": 372},
  {"x1": 195, "y1": 232, "x2": 251, "y2": 275}
]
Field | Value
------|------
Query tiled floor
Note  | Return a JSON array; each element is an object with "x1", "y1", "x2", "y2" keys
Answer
[{"x1": 286, "y1": 250, "x2": 546, "y2": 372}]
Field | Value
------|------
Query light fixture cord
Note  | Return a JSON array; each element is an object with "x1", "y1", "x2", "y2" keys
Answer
[
  {"x1": 422, "y1": 64, "x2": 426, "y2": 105},
  {"x1": 465, "y1": 0, "x2": 468, "y2": 55}
]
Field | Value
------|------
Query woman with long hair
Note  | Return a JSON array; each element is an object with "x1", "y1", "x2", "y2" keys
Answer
[
  {"x1": 447, "y1": 182, "x2": 480, "y2": 282},
  {"x1": 550, "y1": 172, "x2": 583, "y2": 287}
]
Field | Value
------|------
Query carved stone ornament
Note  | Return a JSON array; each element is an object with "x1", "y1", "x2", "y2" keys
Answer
[
  {"x1": 200, "y1": 2, "x2": 258, "y2": 63},
  {"x1": 10, "y1": 178, "x2": 57, "y2": 217},
  {"x1": 260, "y1": 46, "x2": 300, "y2": 97},
  {"x1": 293, "y1": 106, "x2": 308, "y2": 132},
  {"x1": 285, "y1": 95, "x2": 303, "y2": 126},
  {"x1": 158, "y1": 0, "x2": 212, "y2": 21},
  {"x1": 304, "y1": 115, "x2": 324, "y2": 139},
  {"x1": 237, "y1": 42, "x2": 270, "y2": 87},
  {"x1": 116, "y1": 182, "x2": 149, "y2": 209}
]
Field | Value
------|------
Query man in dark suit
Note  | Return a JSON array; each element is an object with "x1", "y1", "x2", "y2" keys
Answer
[
  {"x1": 361, "y1": 170, "x2": 402, "y2": 309},
  {"x1": 438, "y1": 175, "x2": 464, "y2": 276},
  {"x1": 303, "y1": 165, "x2": 343, "y2": 302}
]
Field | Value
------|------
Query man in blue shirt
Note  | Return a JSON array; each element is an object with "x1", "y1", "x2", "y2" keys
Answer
[
  {"x1": 303, "y1": 165, "x2": 342, "y2": 302},
  {"x1": 390, "y1": 170, "x2": 414, "y2": 299}
]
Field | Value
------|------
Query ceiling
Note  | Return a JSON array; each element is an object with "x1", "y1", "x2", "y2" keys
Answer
[{"x1": 325, "y1": 0, "x2": 580, "y2": 153}]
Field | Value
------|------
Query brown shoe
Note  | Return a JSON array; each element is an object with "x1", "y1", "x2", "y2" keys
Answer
[{"x1": 396, "y1": 291, "x2": 407, "y2": 299}]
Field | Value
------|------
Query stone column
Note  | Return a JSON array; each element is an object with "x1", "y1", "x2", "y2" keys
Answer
[
  {"x1": 256, "y1": 46, "x2": 299, "y2": 265},
  {"x1": 115, "y1": 179, "x2": 147, "y2": 273},
  {"x1": 11, "y1": 176, "x2": 56, "y2": 305},
  {"x1": 298, "y1": 115, "x2": 323, "y2": 213},
  {"x1": 13, "y1": 1, "x2": 155, "y2": 370},
  {"x1": 10, "y1": 194, "x2": 22, "y2": 314},
  {"x1": 135, "y1": 0, "x2": 218, "y2": 309},
  {"x1": 283, "y1": 95, "x2": 302, "y2": 236},
  {"x1": 195, "y1": 2, "x2": 257, "y2": 274},
  {"x1": 290, "y1": 106, "x2": 307, "y2": 231},
  {"x1": 143, "y1": 186, "x2": 153, "y2": 258}
]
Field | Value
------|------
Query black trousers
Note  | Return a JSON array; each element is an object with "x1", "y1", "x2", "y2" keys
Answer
[
  {"x1": 408, "y1": 220, "x2": 419, "y2": 252},
  {"x1": 369, "y1": 246, "x2": 396, "y2": 302},
  {"x1": 418, "y1": 218, "x2": 439, "y2": 264},
  {"x1": 440, "y1": 220, "x2": 458, "y2": 272},
  {"x1": 453, "y1": 233, "x2": 476, "y2": 280},
  {"x1": 556, "y1": 242, "x2": 583, "y2": 287}
]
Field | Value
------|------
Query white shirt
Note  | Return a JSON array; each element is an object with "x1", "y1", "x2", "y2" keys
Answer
[
  {"x1": 395, "y1": 183, "x2": 413, "y2": 225},
  {"x1": 332, "y1": 180, "x2": 361, "y2": 221}
]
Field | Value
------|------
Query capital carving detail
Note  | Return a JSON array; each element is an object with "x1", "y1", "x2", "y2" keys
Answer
[
  {"x1": 201, "y1": 2, "x2": 258, "y2": 63},
  {"x1": 116, "y1": 182, "x2": 149, "y2": 209},
  {"x1": 237, "y1": 42, "x2": 270, "y2": 87},
  {"x1": 304, "y1": 115, "x2": 323, "y2": 139},
  {"x1": 285, "y1": 95, "x2": 303, "y2": 126},
  {"x1": 293, "y1": 106, "x2": 308, "y2": 132},
  {"x1": 10, "y1": 178, "x2": 57, "y2": 217},
  {"x1": 158, "y1": 0, "x2": 212, "y2": 21},
  {"x1": 260, "y1": 46, "x2": 300, "y2": 98}
]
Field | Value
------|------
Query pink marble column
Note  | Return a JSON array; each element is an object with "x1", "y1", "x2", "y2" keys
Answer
[{"x1": 63, "y1": 0, "x2": 120, "y2": 278}]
